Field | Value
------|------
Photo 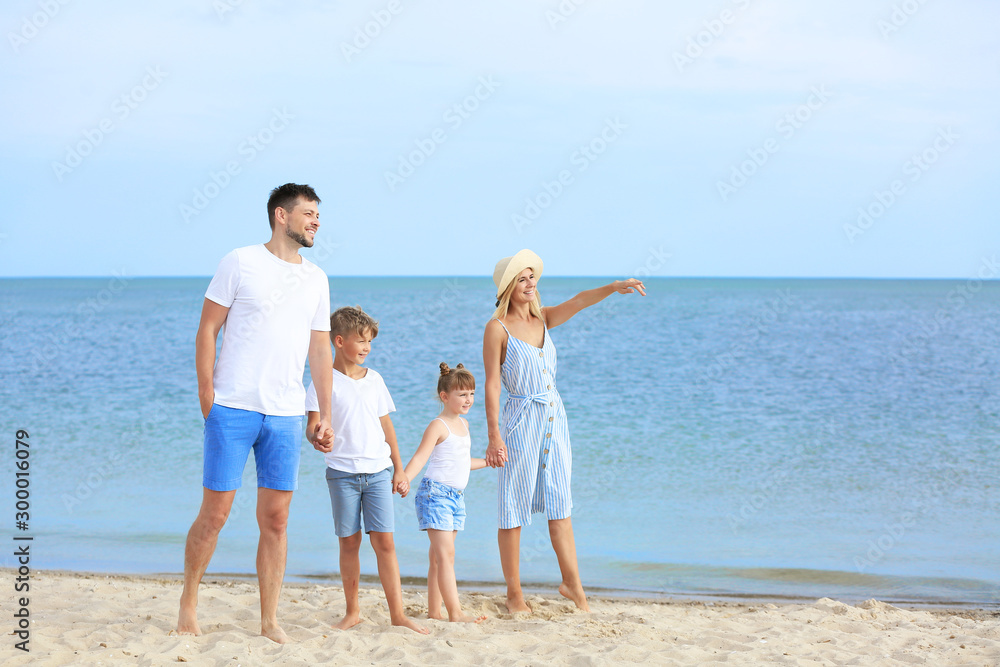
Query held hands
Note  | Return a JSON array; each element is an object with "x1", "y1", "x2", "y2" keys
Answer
[
  {"x1": 309, "y1": 420, "x2": 335, "y2": 453},
  {"x1": 485, "y1": 435, "x2": 508, "y2": 468},
  {"x1": 394, "y1": 472, "x2": 410, "y2": 497},
  {"x1": 613, "y1": 278, "x2": 647, "y2": 296}
]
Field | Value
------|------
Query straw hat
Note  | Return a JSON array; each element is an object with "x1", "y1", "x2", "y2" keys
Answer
[{"x1": 493, "y1": 249, "x2": 544, "y2": 299}]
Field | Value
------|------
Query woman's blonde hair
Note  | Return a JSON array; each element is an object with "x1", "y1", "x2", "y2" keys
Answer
[{"x1": 491, "y1": 269, "x2": 543, "y2": 322}]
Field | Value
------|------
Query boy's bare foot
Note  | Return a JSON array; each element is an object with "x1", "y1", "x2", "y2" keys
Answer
[
  {"x1": 261, "y1": 624, "x2": 290, "y2": 644},
  {"x1": 558, "y1": 582, "x2": 590, "y2": 612},
  {"x1": 505, "y1": 595, "x2": 532, "y2": 614},
  {"x1": 176, "y1": 607, "x2": 201, "y2": 636},
  {"x1": 334, "y1": 612, "x2": 363, "y2": 630},
  {"x1": 392, "y1": 616, "x2": 430, "y2": 634},
  {"x1": 450, "y1": 613, "x2": 488, "y2": 623}
]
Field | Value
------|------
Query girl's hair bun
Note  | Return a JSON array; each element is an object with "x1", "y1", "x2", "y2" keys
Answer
[{"x1": 437, "y1": 361, "x2": 476, "y2": 396}]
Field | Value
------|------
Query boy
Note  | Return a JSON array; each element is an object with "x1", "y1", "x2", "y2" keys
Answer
[{"x1": 305, "y1": 306, "x2": 429, "y2": 634}]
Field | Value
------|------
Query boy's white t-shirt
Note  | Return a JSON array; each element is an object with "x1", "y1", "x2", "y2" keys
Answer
[
  {"x1": 305, "y1": 368, "x2": 395, "y2": 474},
  {"x1": 205, "y1": 244, "x2": 330, "y2": 416}
]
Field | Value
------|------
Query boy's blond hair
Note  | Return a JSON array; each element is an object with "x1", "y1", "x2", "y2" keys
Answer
[{"x1": 330, "y1": 305, "x2": 379, "y2": 341}]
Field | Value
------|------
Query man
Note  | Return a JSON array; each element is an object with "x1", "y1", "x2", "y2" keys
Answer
[{"x1": 176, "y1": 183, "x2": 335, "y2": 643}]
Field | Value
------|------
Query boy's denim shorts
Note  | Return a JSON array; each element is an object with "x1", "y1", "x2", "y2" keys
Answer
[
  {"x1": 414, "y1": 477, "x2": 466, "y2": 532},
  {"x1": 326, "y1": 467, "x2": 395, "y2": 537},
  {"x1": 203, "y1": 404, "x2": 302, "y2": 492}
]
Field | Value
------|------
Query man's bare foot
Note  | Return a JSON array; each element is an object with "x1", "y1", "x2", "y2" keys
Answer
[
  {"x1": 450, "y1": 613, "x2": 488, "y2": 623},
  {"x1": 334, "y1": 611, "x2": 363, "y2": 630},
  {"x1": 261, "y1": 624, "x2": 290, "y2": 644},
  {"x1": 505, "y1": 595, "x2": 532, "y2": 614},
  {"x1": 558, "y1": 582, "x2": 590, "y2": 612},
  {"x1": 392, "y1": 615, "x2": 430, "y2": 634},
  {"x1": 176, "y1": 607, "x2": 202, "y2": 636}
]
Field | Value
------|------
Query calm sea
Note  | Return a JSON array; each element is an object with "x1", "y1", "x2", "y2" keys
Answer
[{"x1": 1, "y1": 277, "x2": 998, "y2": 607}]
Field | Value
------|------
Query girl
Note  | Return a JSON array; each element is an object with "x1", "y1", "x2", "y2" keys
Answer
[{"x1": 402, "y1": 363, "x2": 487, "y2": 623}]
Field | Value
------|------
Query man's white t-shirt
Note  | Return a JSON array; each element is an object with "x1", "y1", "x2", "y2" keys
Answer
[
  {"x1": 305, "y1": 368, "x2": 395, "y2": 474},
  {"x1": 205, "y1": 244, "x2": 330, "y2": 416}
]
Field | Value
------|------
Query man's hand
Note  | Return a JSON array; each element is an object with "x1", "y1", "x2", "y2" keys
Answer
[
  {"x1": 199, "y1": 391, "x2": 214, "y2": 420},
  {"x1": 394, "y1": 472, "x2": 410, "y2": 497},
  {"x1": 309, "y1": 419, "x2": 335, "y2": 453}
]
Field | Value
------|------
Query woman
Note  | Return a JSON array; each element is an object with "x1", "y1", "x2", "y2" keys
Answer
[{"x1": 483, "y1": 249, "x2": 645, "y2": 613}]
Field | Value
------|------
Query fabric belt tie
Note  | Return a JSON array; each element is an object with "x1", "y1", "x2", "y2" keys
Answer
[{"x1": 506, "y1": 391, "x2": 553, "y2": 434}]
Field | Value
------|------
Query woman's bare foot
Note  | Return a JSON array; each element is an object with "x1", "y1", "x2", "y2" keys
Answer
[
  {"x1": 558, "y1": 582, "x2": 590, "y2": 612},
  {"x1": 505, "y1": 595, "x2": 532, "y2": 614},
  {"x1": 261, "y1": 624, "x2": 290, "y2": 644},
  {"x1": 392, "y1": 615, "x2": 430, "y2": 634},
  {"x1": 428, "y1": 605, "x2": 446, "y2": 620},
  {"x1": 334, "y1": 611, "x2": 363, "y2": 630},
  {"x1": 176, "y1": 607, "x2": 201, "y2": 636}
]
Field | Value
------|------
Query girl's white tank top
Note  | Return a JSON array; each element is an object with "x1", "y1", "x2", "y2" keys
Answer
[{"x1": 424, "y1": 417, "x2": 472, "y2": 491}]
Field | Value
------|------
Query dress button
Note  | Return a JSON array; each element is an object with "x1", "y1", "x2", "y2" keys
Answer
[
  {"x1": 544, "y1": 448, "x2": 549, "y2": 454},
  {"x1": 542, "y1": 369, "x2": 547, "y2": 374},
  {"x1": 542, "y1": 464, "x2": 547, "y2": 469},
  {"x1": 548, "y1": 416, "x2": 554, "y2": 422},
  {"x1": 545, "y1": 433, "x2": 552, "y2": 438},
  {"x1": 547, "y1": 384, "x2": 551, "y2": 390},
  {"x1": 549, "y1": 401, "x2": 554, "y2": 407},
  {"x1": 539, "y1": 351, "x2": 544, "y2": 357}
]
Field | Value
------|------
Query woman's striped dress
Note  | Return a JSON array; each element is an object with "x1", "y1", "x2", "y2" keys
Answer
[{"x1": 495, "y1": 318, "x2": 572, "y2": 529}]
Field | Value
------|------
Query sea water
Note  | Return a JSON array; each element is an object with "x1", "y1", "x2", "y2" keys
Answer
[{"x1": 1, "y1": 277, "x2": 998, "y2": 606}]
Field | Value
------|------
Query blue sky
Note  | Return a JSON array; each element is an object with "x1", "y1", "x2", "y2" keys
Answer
[{"x1": 2, "y1": 0, "x2": 997, "y2": 278}]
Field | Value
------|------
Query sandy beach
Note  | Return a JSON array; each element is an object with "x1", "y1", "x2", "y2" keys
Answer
[{"x1": 2, "y1": 570, "x2": 997, "y2": 666}]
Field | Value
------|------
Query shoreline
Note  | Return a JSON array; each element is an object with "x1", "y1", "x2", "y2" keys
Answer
[
  {"x1": 18, "y1": 567, "x2": 1000, "y2": 615},
  {"x1": 3, "y1": 569, "x2": 998, "y2": 665}
]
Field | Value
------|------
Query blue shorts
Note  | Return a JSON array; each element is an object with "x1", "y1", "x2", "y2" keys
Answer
[
  {"x1": 202, "y1": 404, "x2": 302, "y2": 492},
  {"x1": 326, "y1": 467, "x2": 395, "y2": 537},
  {"x1": 414, "y1": 477, "x2": 466, "y2": 532}
]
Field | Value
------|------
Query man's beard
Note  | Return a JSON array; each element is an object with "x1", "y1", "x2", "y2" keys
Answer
[{"x1": 286, "y1": 227, "x2": 314, "y2": 248}]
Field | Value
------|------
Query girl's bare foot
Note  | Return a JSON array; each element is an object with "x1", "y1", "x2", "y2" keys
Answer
[
  {"x1": 450, "y1": 613, "x2": 488, "y2": 623},
  {"x1": 334, "y1": 611, "x2": 363, "y2": 630},
  {"x1": 505, "y1": 595, "x2": 532, "y2": 614},
  {"x1": 558, "y1": 582, "x2": 590, "y2": 612},
  {"x1": 392, "y1": 615, "x2": 430, "y2": 634}
]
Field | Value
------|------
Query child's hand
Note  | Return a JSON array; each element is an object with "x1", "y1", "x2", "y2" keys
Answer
[
  {"x1": 393, "y1": 473, "x2": 409, "y2": 497},
  {"x1": 309, "y1": 421, "x2": 335, "y2": 453}
]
